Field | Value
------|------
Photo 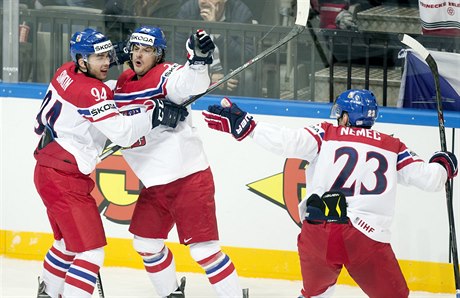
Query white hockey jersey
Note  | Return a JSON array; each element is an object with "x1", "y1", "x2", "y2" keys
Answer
[
  {"x1": 419, "y1": 0, "x2": 460, "y2": 36},
  {"x1": 34, "y1": 62, "x2": 152, "y2": 175},
  {"x1": 252, "y1": 121, "x2": 448, "y2": 243},
  {"x1": 114, "y1": 62, "x2": 210, "y2": 187}
]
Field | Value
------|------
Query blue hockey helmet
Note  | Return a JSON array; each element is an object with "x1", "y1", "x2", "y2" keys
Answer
[
  {"x1": 330, "y1": 89, "x2": 379, "y2": 127},
  {"x1": 70, "y1": 28, "x2": 114, "y2": 63},
  {"x1": 127, "y1": 26, "x2": 167, "y2": 53}
]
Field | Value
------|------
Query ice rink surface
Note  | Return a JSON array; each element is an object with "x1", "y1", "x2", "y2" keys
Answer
[{"x1": 0, "y1": 256, "x2": 452, "y2": 298}]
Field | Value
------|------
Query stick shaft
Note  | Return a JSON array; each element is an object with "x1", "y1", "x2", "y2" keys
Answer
[
  {"x1": 400, "y1": 34, "x2": 460, "y2": 294},
  {"x1": 430, "y1": 57, "x2": 460, "y2": 294},
  {"x1": 97, "y1": 272, "x2": 105, "y2": 298}
]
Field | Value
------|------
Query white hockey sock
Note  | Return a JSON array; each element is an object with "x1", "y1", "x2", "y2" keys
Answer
[
  {"x1": 42, "y1": 240, "x2": 76, "y2": 298},
  {"x1": 198, "y1": 251, "x2": 242, "y2": 298},
  {"x1": 311, "y1": 285, "x2": 336, "y2": 298},
  {"x1": 62, "y1": 247, "x2": 104, "y2": 298},
  {"x1": 211, "y1": 270, "x2": 243, "y2": 298},
  {"x1": 142, "y1": 246, "x2": 178, "y2": 297}
]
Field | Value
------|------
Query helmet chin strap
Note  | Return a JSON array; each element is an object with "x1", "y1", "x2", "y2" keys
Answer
[
  {"x1": 76, "y1": 60, "x2": 98, "y2": 79},
  {"x1": 84, "y1": 70, "x2": 98, "y2": 80}
]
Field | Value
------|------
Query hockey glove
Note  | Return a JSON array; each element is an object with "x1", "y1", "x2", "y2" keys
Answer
[
  {"x1": 305, "y1": 191, "x2": 348, "y2": 223},
  {"x1": 186, "y1": 29, "x2": 215, "y2": 65},
  {"x1": 429, "y1": 151, "x2": 458, "y2": 179},
  {"x1": 151, "y1": 99, "x2": 189, "y2": 129},
  {"x1": 202, "y1": 98, "x2": 256, "y2": 141},
  {"x1": 110, "y1": 40, "x2": 130, "y2": 67}
]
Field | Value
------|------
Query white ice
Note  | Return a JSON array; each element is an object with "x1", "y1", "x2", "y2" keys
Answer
[{"x1": 0, "y1": 256, "x2": 452, "y2": 297}]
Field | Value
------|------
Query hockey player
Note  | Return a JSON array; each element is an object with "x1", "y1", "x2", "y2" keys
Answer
[
  {"x1": 113, "y1": 26, "x2": 247, "y2": 298},
  {"x1": 202, "y1": 89, "x2": 458, "y2": 298},
  {"x1": 34, "y1": 28, "x2": 187, "y2": 298}
]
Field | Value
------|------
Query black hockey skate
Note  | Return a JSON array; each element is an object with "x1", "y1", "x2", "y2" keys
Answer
[
  {"x1": 37, "y1": 277, "x2": 51, "y2": 298},
  {"x1": 167, "y1": 276, "x2": 186, "y2": 297},
  {"x1": 243, "y1": 288, "x2": 249, "y2": 298}
]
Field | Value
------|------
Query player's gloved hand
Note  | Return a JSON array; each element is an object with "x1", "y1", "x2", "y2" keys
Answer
[
  {"x1": 202, "y1": 97, "x2": 256, "y2": 141},
  {"x1": 186, "y1": 29, "x2": 215, "y2": 65},
  {"x1": 151, "y1": 99, "x2": 189, "y2": 129},
  {"x1": 429, "y1": 151, "x2": 458, "y2": 179},
  {"x1": 110, "y1": 40, "x2": 130, "y2": 67},
  {"x1": 305, "y1": 191, "x2": 348, "y2": 223}
]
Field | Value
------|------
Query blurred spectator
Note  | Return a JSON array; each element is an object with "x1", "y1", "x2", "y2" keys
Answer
[
  {"x1": 183, "y1": 0, "x2": 254, "y2": 23},
  {"x1": 176, "y1": 0, "x2": 257, "y2": 96},
  {"x1": 419, "y1": 0, "x2": 460, "y2": 36},
  {"x1": 316, "y1": 1, "x2": 366, "y2": 30},
  {"x1": 134, "y1": 0, "x2": 185, "y2": 18}
]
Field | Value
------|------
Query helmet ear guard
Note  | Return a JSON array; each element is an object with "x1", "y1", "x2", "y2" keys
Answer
[{"x1": 330, "y1": 89, "x2": 379, "y2": 128}]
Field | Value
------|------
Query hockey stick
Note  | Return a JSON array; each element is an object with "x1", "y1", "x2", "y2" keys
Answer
[
  {"x1": 400, "y1": 33, "x2": 460, "y2": 297},
  {"x1": 96, "y1": 272, "x2": 105, "y2": 298},
  {"x1": 98, "y1": 0, "x2": 311, "y2": 161},
  {"x1": 99, "y1": 143, "x2": 119, "y2": 161}
]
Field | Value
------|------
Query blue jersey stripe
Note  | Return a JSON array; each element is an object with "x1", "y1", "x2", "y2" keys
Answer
[
  {"x1": 114, "y1": 77, "x2": 166, "y2": 102},
  {"x1": 397, "y1": 150, "x2": 411, "y2": 163}
]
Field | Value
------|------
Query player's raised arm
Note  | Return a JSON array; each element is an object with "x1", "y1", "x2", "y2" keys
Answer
[{"x1": 166, "y1": 29, "x2": 215, "y2": 103}]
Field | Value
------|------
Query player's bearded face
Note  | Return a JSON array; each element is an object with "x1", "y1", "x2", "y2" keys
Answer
[
  {"x1": 131, "y1": 45, "x2": 159, "y2": 77},
  {"x1": 86, "y1": 52, "x2": 111, "y2": 80}
]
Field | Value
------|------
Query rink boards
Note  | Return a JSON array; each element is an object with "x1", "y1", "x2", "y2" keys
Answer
[{"x1": 1, "y1": 83, "x2": 459, "y2": 294}]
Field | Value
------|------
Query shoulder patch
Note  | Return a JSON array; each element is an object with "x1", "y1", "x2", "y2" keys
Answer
[{"x1": 162, "y1": 63, "x2": 181, "y2": 78}]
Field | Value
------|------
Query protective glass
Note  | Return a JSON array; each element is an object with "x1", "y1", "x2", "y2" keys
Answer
[
  {"x1": 86, "y1": 49, "x2": 117, "y2": 66},
  {"x1": 330, "y1": 103, "x2": 341, "y2": 119}
]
